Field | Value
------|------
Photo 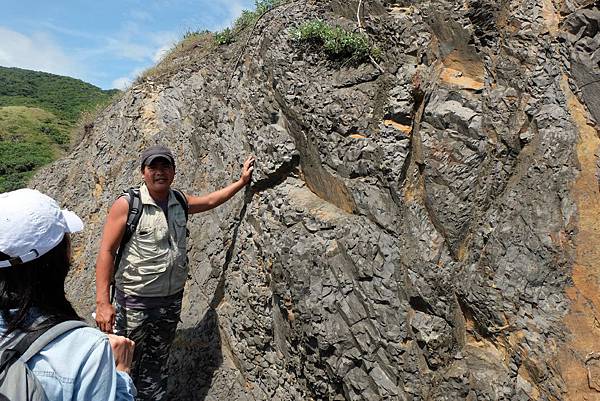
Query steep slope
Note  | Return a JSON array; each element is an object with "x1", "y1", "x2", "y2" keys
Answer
[
  {"x1": 31, "y1": 0, "x2": 600, "y2": 400},
  {"x1": 0, "y1": 106, "x2": 60, "y2": 191}
]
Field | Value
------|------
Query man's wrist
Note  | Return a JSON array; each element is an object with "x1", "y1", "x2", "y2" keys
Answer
[{"x1": 96, "y1": 298, "x2": 111, "y2": 306}]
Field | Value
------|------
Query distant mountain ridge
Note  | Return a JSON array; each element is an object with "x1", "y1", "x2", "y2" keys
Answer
[
  {"x1": 0, "y1": 66, "x2": 119, "y2": 192},
  {"x1": 0, "y1": 66, "x2": 118, "y2": 122}
]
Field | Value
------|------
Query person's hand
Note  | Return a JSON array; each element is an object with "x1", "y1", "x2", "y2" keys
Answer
[
  {"x1": 240, "y1": 155, "x2": 255, "y2": 185},
  {"x1": 95, "y1": 302, "x2": 116, "y2": 334},
  {"x1": 107, "y1": 334, "x2": 135, "y2": 373}
]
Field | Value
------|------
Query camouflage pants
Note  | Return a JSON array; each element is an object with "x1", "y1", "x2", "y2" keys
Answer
[{"x1": 114, "y1": 298, "x2": 182, "y2": 401}]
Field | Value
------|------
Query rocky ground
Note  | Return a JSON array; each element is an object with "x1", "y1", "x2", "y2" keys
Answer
[{"x1": 32, "y1": 0, "x2": 600, "y2": 399}]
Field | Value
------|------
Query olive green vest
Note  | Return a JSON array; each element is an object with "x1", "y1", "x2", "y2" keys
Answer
[{"x1": 115, "y1": 184, "x2": 188, "y2": 297}]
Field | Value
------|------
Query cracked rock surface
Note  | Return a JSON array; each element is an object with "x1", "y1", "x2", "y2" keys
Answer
[{"x1": 32, "y1": 0, "x2": 600, "y2": 399}]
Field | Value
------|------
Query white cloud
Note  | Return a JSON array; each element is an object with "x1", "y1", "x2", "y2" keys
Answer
[
  {"x1": 152, "y1": 44, "x2": 172, "y2": 63},
  {"x1": 36, "y1": 21, "x2": 153, "y2": 64},
  {"x1": 112, "y1": 76, "x2": 132, "y2": 90},
  {"x1": 96, "y1": 24, "x2": 178, "y2": 64},
  {"x1": 39, "y1": 21, "x2": 99, "y2": 41},
  {"x1": 128, "y1": 10, "x2": 153, "y2": 22},
  {"x1": 149, "y1": 31, "x2": 179, "y2": 62},
  {"x1": 105, "y1": 37, "x2": 153, "y2": 62},
  {"x1": 74, "y1": 24, "x2": 178, "y2": 88},
  {"x1": 111, "y1": 66, "x2": 147, "y2": 90},
  {"x1": 226, "y1": 0, "x2": 247, "y2": 20},
  {"x1": 216, "y1": 1, "x2": 249, "y2": 30},
  {"x1": 0, "y1": 26, "x2": 81, "y2": 77}
]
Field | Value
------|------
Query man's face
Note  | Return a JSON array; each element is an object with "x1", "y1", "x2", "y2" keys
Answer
[{"x1": 142, "y1": 158, "x2": 175, "y2": 192}]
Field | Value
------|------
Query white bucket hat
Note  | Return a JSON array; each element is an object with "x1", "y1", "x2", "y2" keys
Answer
[{"x1": 0, "y1": 188, "x2": 84, "y2": 268}]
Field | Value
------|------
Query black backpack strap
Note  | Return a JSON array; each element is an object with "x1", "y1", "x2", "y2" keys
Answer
[
  {"x1": 0, "y1": 320, "x2": 88, "y2": 370},
  {"x1": 121, "y1": 187, "x2": 143, "y2": 246},
  {"x1": 20, "y1": 321, "x2": 89, "y2": 362},
  {"x1": 0, "y1": 325, "x2": 49, "y2": 372},
  {"x1": 111, "y1": 187, "x2": 142, "y2": 303},
  {"x1": 172, "y1": 189, "x2": 189, "y2": 221}
]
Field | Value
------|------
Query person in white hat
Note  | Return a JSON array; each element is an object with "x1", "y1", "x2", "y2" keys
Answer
[{"x1": 0, "y1": 189, "x2": 137, "y2": 401}]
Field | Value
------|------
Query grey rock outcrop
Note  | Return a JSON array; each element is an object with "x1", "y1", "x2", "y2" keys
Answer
[{"x1": 31, "y1": 0, "x2": 600, "y2": 399}]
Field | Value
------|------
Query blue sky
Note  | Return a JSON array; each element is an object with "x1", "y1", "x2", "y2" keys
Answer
[{"x1": 0, "y1": 0, "x2": 254, "y2": 89}]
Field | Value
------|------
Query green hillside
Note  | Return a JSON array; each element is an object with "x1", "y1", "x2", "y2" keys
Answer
[{"x1": 0, "y1": 66, "x2": 118, "y2": 192}]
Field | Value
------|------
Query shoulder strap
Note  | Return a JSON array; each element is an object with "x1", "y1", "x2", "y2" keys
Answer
[
  {"x1": 4, "y1": 321, "x2": 89, "y2": 364},
  {"x1": 111, "y1": 187, "x2": 142, "y2": 303},
  {"x1": 20, "y1": 320, "x2": 88, "y2": 362},
  {"x1": 0, "y1": 326, "x2": 48, "y2": 373},
  {"x1": 114, "y1": 188, "x2": 142, "y2": 270},
  {"x1": 121, "y1": 187, "x2": 143, "y2": 246},
  {"x1": 172, "y1": 189, "x2": 189, "y2": 221}
]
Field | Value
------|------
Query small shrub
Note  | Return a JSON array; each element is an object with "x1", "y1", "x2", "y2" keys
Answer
[
  {"x1": 215, "y1": 0, "x2": 287, "y2": 45},
  {"x1": 183, "y1": 29, "x2": 208, "y2": 40},
  {"x1": 370, "y1": 45, "x2": 382, "y2": 61},
  {"x1": 0, "y1": 141, "x2": 54, "y2": 192},
  {"x1": 291, "y1": 20, "x2": 377, "y2": 62},
  {"x1": 215, "y1": 28, "x2": 235, "y2": 45},
  {"x1": 40, "y1": 124, "x2": 69, "y2": 145},
  {"x1": 255, "y1": 0, "x2": 284, "y2": 14},
  {"x1": 233, "y1": 9, "x2": 259, "y2": 32}
]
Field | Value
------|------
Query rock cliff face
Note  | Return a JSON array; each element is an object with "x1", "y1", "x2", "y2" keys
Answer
[{"x1": 31, "y1": 0, "x2": 600, "y2": 399}]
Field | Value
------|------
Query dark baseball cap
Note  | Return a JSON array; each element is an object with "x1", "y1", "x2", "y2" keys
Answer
[{"x1": 140, "y1": 145, "x2": 175, "y2": 167}]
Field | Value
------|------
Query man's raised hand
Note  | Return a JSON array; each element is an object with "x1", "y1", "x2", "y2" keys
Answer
[{"x1": 241, "y1": 156, "x2": 255, "y2": 185}]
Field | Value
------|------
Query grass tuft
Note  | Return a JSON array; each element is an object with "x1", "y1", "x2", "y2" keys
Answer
[{"x1": 291, "y1": 20, "x2": 378, "y2": 62}]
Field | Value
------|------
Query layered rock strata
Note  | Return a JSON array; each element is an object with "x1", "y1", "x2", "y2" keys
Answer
[{"x1": 32, "y1": 0, "x2": 600, "y2": 399}]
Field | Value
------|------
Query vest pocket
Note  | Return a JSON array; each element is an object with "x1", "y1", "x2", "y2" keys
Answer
[
  {"x1": 124, "y1": 252, "x2": 169, "y2": 282},
  {"x1": 126, "y1": 225, "x2": 169, "y2": 274},
  {"x1": 134, "y1": 226, "x2": 159, "y2": 258}
]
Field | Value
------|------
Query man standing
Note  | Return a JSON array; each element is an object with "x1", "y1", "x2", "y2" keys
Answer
[{"x1": 95, "y1": 145, "x2": 254, "y2": 401}]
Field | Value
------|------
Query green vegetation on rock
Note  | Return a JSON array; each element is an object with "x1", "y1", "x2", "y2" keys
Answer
[
  {"x1": 291, "y1": 20, "x2": 378, "y2": 62},
  {"x1": 214, "y1": 0, "x2": 287, "y2": 45},
  {"x1": 214, "y1": 28, "x2": 235, "y2": 45},
  {"x1": 0, "y1": 66, "x2": 118, "y2": 192}
]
